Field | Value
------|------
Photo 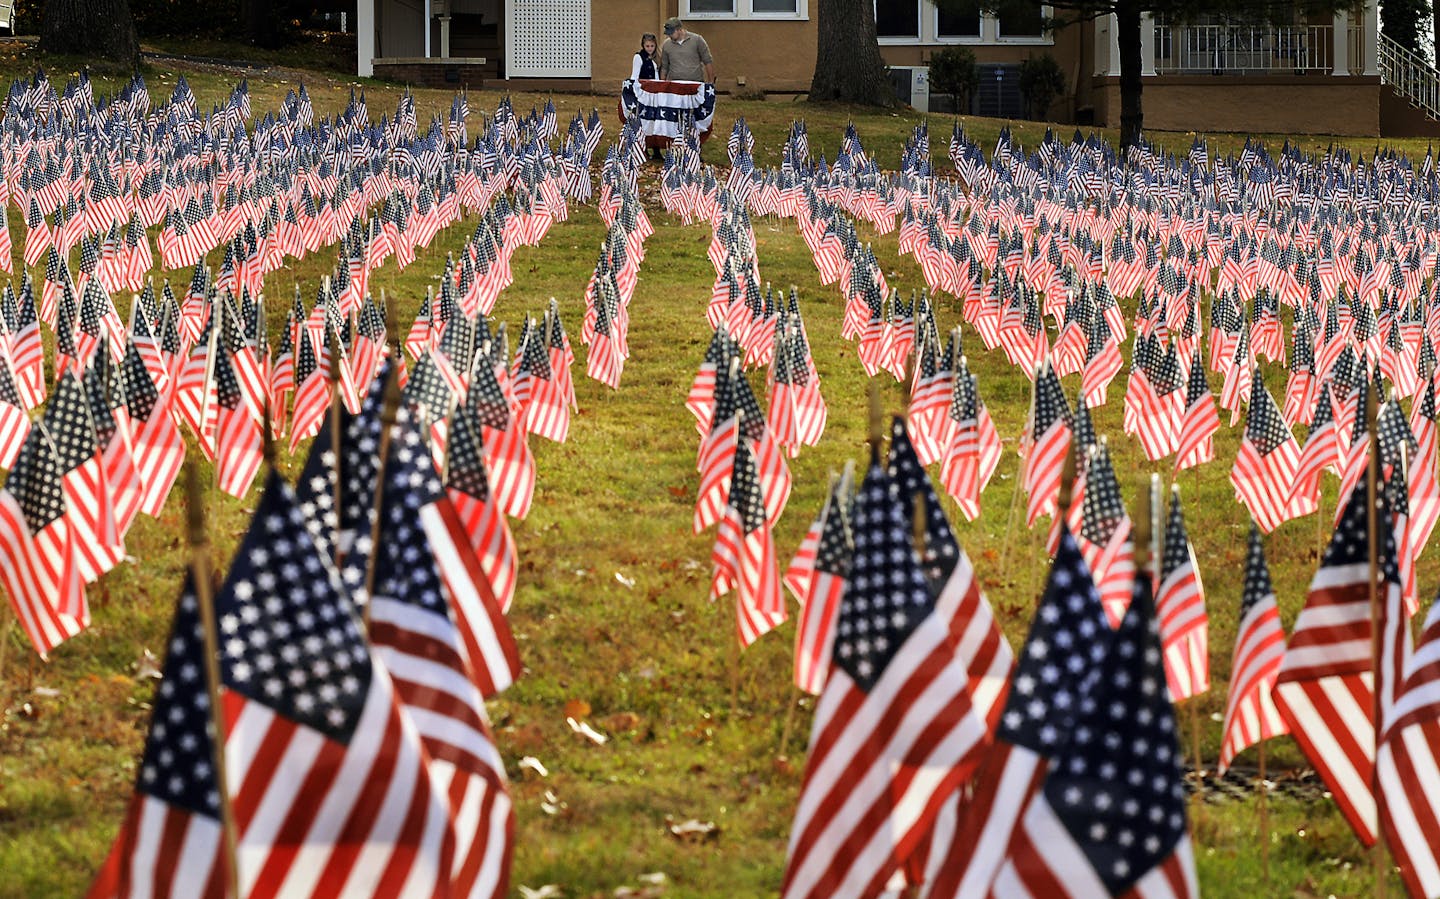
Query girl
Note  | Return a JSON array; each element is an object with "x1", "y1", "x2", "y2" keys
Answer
[{"x1": 631, "y1": 33, "x2": 658, "y2": 80}]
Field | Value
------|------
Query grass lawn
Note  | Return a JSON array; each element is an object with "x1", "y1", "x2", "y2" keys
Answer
[{"x1": 0, "y1": 49, "x2": 1428, "y2": 897}]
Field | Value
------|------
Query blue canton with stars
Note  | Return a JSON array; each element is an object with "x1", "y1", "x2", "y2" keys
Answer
[
  {"x1": 369, "y1": 409, "x2": 454, "y2": 619},
  {"x1": 1041, "y1": 575, "x2": 1188, "y2": 895},
  {"x1": 219, "y1": 469, "x2": 371, "y2": 744},
  {"x1": 886, "y1": 417, "x2": 959, "y2": 593},
  {"x1": 832, "y1": 464, "x2": 934, "y2": 693},
  {"x1": 998, "y1": 525, "x2": 1110, "y2": 753},
  {"x1": 135, "y1": 576, "x2": 221, "y2": 818}
]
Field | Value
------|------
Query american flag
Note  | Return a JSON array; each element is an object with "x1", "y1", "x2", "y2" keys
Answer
[
  {"x1": 366, "y1": 407, "x2": 516, "y2": 898},
  {"x1": 782, "y1": 461, "x2": 990, "y2": 898},
  {"x1": 211, "y1": 341, "x2": 262, "y2": 499},
  {"x1": 1408, "y1": 376, "x2": 1440, "y2": 557},
  {"x1": 940, "y1": 360, "x2": 1002, "y2": 522},
  {"x1": 710, "y1": 436, "x2": 785, "y2": 648},
  {"x1": 987, "y1": 573, "x2": 1197, "y2": 898},
  {"x1": 90, "y1": 472, "x2": 457, "y2": 898},
  {"x1": 1218, "y1": 523, "x2": 1289, "y2": 772},
  {"x1": 1377, "y1": 585, "x2": 1440, "y2": 899},
  {"x1": 1023, "y1": 364, "x2": 1072, "y2": 528},
  {"x1": 1294, "y1": 382, "x2": 1340, "y2": 508},
  {"x1": 920, "y1": 524, "x2": 1110, "y2": 898},
  {"x1": 1156, "y1": 488, "x2": 1208, "y2": 702},
  {"x1": 0, "y1": 429, "x2": 85, "y2": 657},
  {"x1": 44, "y1": 370, "x2": 123, "y2": 583},
  {"x1": 446, "y1": 398, "x2": 519, "y2": 615},
  {"x1": 1273, "y1": 476, "x2": 1402, "y2": 846},
  {"x1": 0, "y1": 350, "x2": 31, "y2": 468},
  {"x1": 1077, "y1": 444, "x2": 1134, "y2": 628},
  {"x1": 468, "y1": 350, "x2": 535, "y2": 521},
  {"x1": 120, "y1": 338, "x2": 185, "y2": 518},
  {"x1": 791, "y1": 474, "x2": 853, "y2": 696},
  {"x1": 891, "y1": 415, "x2": 1013, "y2": 726},
  {"x1": 1230, "y1": 374, "x2": 1308, "y2": 533},
  {"x1": 86, "y1": 346, "x2": 142, "y2": 537}
]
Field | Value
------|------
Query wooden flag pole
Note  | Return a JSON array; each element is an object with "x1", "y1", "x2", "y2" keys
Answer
[
  {"x1": 867, "y1": 378, "x2": 884, "y2": 462},
  {"x1": 1365, "y1": 377, "x2": 1388, "y2": 899},
  {"x1": 1000, "y1": 366, "x2": 1041, "y2": 572},
  {"x1": 185, "y1": 463, "x2": 241, "y2": 899},
  {"x1": 1258, "y1": 738, "x2": 1270, "y2": 884}
]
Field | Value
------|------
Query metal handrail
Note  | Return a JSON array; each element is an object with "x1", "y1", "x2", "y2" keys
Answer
[{"x1": 1378, "y1": 31, "x2": 1440, "y2": 120}]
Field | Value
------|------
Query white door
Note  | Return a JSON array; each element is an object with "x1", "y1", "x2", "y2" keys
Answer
[{"x1": 506, "y1": 0, "x2": 591, "y2": 77}]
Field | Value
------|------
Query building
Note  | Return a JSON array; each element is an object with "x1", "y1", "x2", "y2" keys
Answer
[{"x1": 355, "y1": 0, "x2": 1440, "y2": 137}]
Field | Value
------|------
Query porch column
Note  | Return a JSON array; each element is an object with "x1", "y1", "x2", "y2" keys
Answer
[
  {"x1": 1332, "y1": 9, "x2": 1349, "y2": 75},
  {"x1": 440, "y1": 15, "x2": 451, "y2": 58},
  {"x1": 1140, "y1": 12, "x2": 1156, "y2": 75},
  {"x1": 357, "y1": 0, "x2": 375, "y2": 76},
  {"x1": 1362, "y1": 0, "x2": 1379, "y2": 75},
  {"x1": 424, "y1": 0, "x2": 431, "y2": 58},
  {"x1": 1095, "y1": 14, "x2": 1121, "y2": 76}
]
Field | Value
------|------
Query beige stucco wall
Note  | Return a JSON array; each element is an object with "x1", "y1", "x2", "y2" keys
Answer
[
  {"x1": 1093, "y1": 76, "x2": 1381, "y2": 137},
  {"x1": 590, "y1": 16, "x2": 818, "y2": 94}
]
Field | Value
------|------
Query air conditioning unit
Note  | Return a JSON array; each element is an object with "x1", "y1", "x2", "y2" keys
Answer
[{"x1": 887, "y1": 65, "x2": 931, "y2": 113}]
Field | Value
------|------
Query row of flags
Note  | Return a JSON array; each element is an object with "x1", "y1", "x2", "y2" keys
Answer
[{"x1": 7, "y1": 68, "x2": 1440, "y2": 895}]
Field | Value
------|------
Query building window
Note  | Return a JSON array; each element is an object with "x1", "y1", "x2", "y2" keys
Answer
[
  {"x1": 937, "y1": 7, "x2": 981, "y2": 38},
  {"x1": 875, "y1": 0, "x2": 920, "y2": 39},
  {"x1": 682, "y1": 0, "x2": 806, "y2": 17},
  {"x1": 997, "y1": 2, "x2": 1045, "y2": 38}
]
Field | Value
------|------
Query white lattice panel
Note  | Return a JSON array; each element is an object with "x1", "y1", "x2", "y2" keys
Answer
[{"x1": 507, "y1": 0, "x2": 591, "y2": 77}]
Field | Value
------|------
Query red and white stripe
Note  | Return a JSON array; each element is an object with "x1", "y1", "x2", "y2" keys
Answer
[
  {"x1": 1157, "y1": 542, "x2": 1209, "y2": 702},
  {"x1": 782, "y1": 565, "x2": 991, "y2": 897},
  {"x1": 369, "y1": 596, "x2": 514, "y2": 899}
]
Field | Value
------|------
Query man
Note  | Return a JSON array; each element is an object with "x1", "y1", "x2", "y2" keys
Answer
[{"x1": 659, "y1": 17, "x2": 714, "y2": 84}]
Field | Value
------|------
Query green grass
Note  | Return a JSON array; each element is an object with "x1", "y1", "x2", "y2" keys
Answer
[{"x1": 0, "y1": 51, "x2": 1429, "y2": 898}]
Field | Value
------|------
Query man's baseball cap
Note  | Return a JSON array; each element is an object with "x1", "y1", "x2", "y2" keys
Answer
[{"x1": 663, "y1": 17, "x2": 682, "y2": 34}]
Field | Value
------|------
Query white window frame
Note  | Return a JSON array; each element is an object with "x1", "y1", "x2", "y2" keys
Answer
[{"x1": 681, "y1": 0, "x2": 808, "y2": 21}]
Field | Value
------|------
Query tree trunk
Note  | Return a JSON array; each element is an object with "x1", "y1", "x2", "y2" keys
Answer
[
  {"x1": 40, "y1": 0, "x2": 139, "y2": 64},
  {"x1": 809, "y1": 0, "x2": 895, "y2": 106},
  {"x1": 1115, "y1": 0, "x2": 1143, "y2": 150}
]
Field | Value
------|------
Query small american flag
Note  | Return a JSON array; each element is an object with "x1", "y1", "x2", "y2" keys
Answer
[
  {"x1": 1217, "y1": 523, "x2": 1288, "y2": 772},
  {"x1": 0, "y1": 429, "x2": 85, "y2": 657},
  {"x1": 990, "y1": 572, "x2": 1197, "y2": 898},
  {"x1": 782, "y1": 461, "x2": 990, "y2": 898},
  {"x1": 367, "y1": 408, "x2": 516, "y2": 897},
  {"x1": 710, "y1": 436, "x2": 785, "y2": 648},
  {"x1": 1230, "y1": 374, "x2": 1308, "y2": 533},
  {"x1": 1274, "y1": 477, "x2": 1402, "y2": 846},
  {"x1": 1077, "y1": 444, "x2": 1134, "y2": 628},
  {"x1": 90, "y1": 472, "x2": 458, "y2": 898},
  {"x1": 921, "y1": 524, "x2": 1109, "y2": 897},
  {"x1": 1377, "y1": 582, "x2": 1440, "y2": 898},
  {"x1": 1157, "y1": 488, "x2": 1208, "y2": 702}
]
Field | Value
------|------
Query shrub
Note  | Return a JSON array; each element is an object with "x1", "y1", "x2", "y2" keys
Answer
[
  {"x1": 1018, "y1": 52, "x2": 1066, "y2": 121},
  {"x1": 927, "y1": 46, "x2": 978, "y2": 109}
]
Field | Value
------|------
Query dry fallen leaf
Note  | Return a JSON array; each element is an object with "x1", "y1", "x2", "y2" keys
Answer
[
  {"x1": 604, "y1": 712, "x2": 641, "y2": 733},
  {"x1": 563, "y1": 698, "x2": 592, "y2": 720}
]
